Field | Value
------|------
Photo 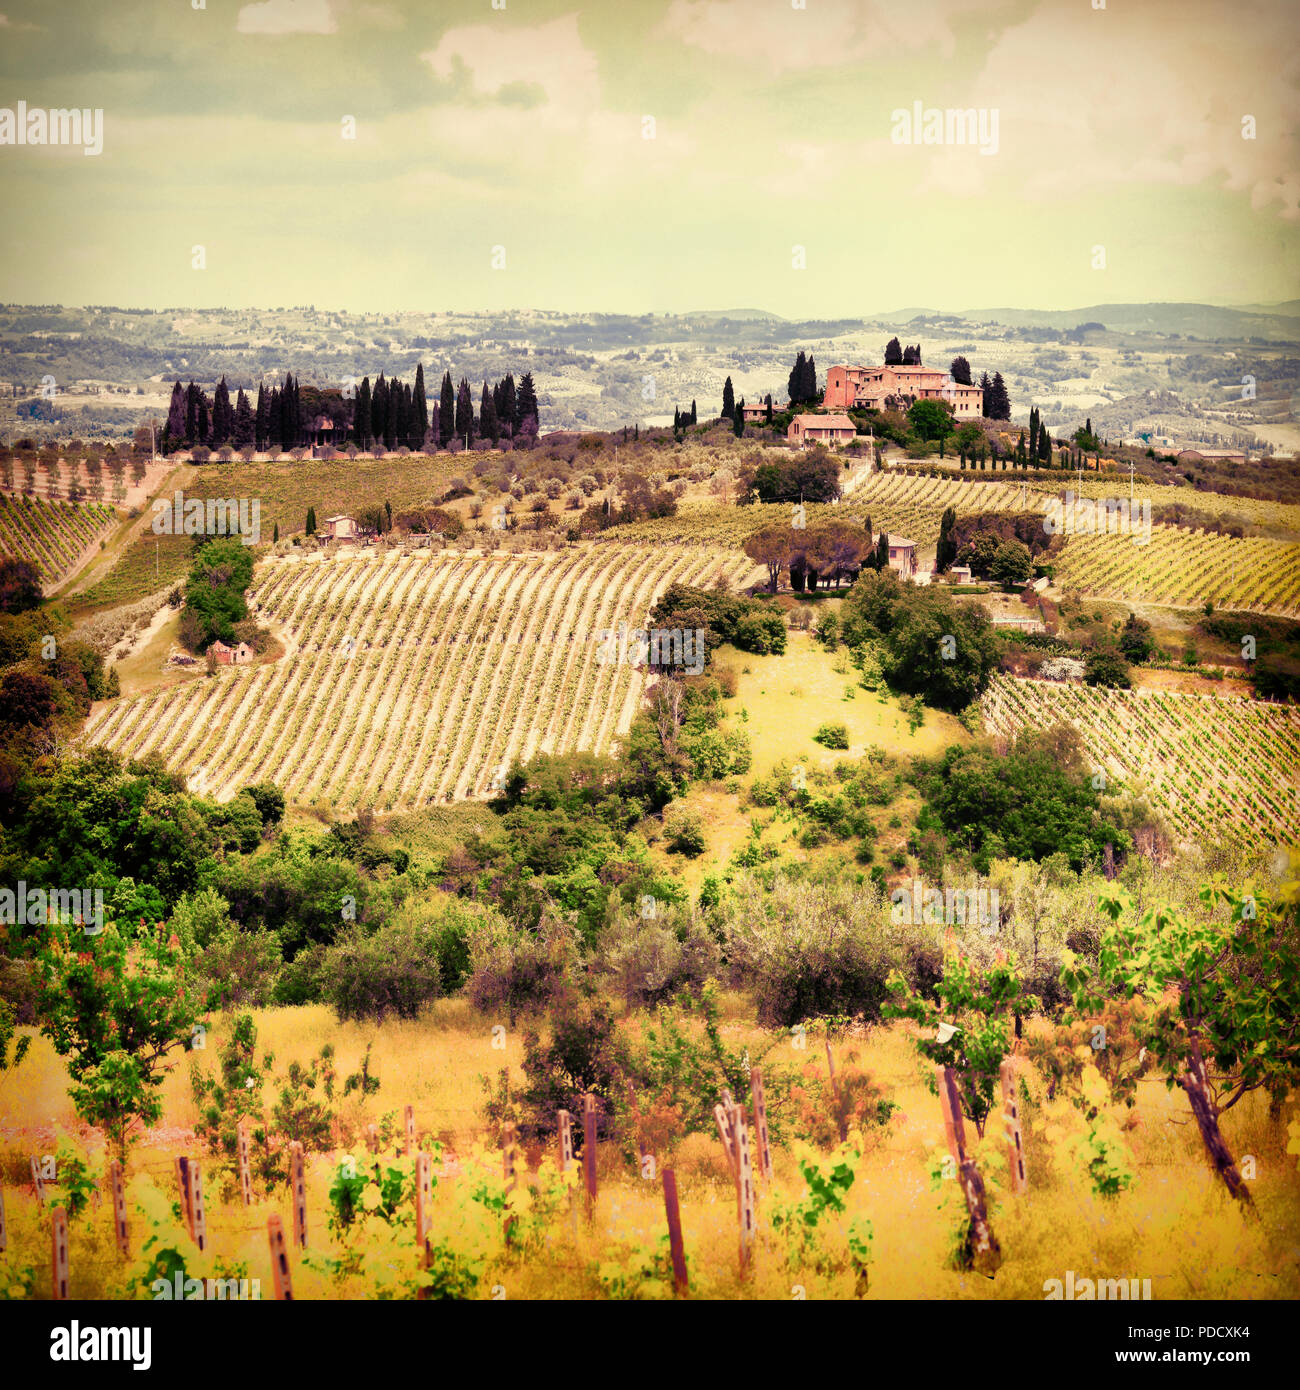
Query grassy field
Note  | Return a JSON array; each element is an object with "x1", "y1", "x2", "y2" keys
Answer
[{"x1": 2, "y1": 1000, "x2": 1295, "y2": 1301}]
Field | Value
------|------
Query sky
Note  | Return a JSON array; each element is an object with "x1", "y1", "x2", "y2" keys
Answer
[{"x1": 0, "y1": 0, "x2": 1296, "y2": 316}]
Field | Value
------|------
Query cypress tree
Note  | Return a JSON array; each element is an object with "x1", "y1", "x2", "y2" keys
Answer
[
  {"x1": 371, "y1": 374, "x2": 387, "y2": 448},
  {"x1": 480, "y1": 381, "x2": 498, "y2": 443},
  {"x1": 197, "y1": 394, "x2": 210, "y2": 444},
  {"x1": 690, "y1": 399, "x2": 697, "y2": 426},
  {"x1": 788, "y1": 352, "x2": 806, "y2": 405},
  {"x1": 212, "y1": 377, "x2": 231, "y2": 443},
  {"x1": 721, "y1": 377, "x2": 735, "y2": 420},
  {"x1": 765, "y1": 393, "x2": 773, "y2": 423},
  {"x1": 306, "y1": 506, "x2": 316, "y2": 535},
  {"x1": 936, "y1": 506, "x2": 957, "y2": 572},
  {"x1": 234, "y1": 389, "x2": 254, "y2": 447},
  {"x1": 267, "y1": 387, "x2": 280, "y2": 449},
  {"x1": 413, "y1": 363, "x2": 428, "y2": 449},
  {"x1": 673, "y1": 408, "x2": 681, "y2": 432},
  {"x1": 500, "y1": 373, "x2": 517, "y2": 434},
  {"x1": 185, "y1": 382, "x2": 199, "y2": 442},
  {"x1": 355, "y1": 377, "x2": 371, "y2": 447},
  {"x1": 273, "y1": 521, "x2": 278, "y2": 542},
  {"x1": 733, "y1": 401, "x2": 745, "y2": 437},
  {"x1": 254, "y1": 383, "x2": 268, "y2": 449},
  {"x1": 166, "y1": 380, "x2": 186, "y2": 442},
  {"x1": 884, "y1": 337, "x2": 902, "y2": 366},
  {"x1": 806, "y1": 354, "x2": 817, "y2": 400},
  {"x1": 439, "y1": 371, "x2": 455, "y2": 448},
  {"x1": 455, "y1": 377, "x2": 474, "y2": 444},
  {"x1": 950, "y1": 356, "x2": 972, "y2": 386}
]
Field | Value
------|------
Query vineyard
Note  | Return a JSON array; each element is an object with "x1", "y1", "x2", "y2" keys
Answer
[
  {"x1": 614, "y1": 474, "x2": 1031, "y2": 548},
  {"x1": 1051, "y1": 528, "x2": 1300, "y2": 616},
  {"x1": 0, "y1": 493, "x2": 118, "y2": 587},
  {"x1": 981, "y1": 673, "x2": 1300, "y2": 848},
  {"x1": 83, "y1": 544, "x2": 758, "y2": 808}
]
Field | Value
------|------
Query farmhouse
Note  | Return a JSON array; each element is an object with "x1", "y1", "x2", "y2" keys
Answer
[
  {"x1": 887, "y1": 537, "x2": 918, "y2": 579},
  {"x1": 787, "y1": 413, "x2": 856, "y2": 447},
  {"x1": 1176, "y1": 448, "x2": 1246, "y2": 465},
  {"x1": 823, "y1": 363, "x2": 983, "y2": 417},
  {"x1": 741, "y1": 400, "x2": 778, "y2": 422},
  {"x1": 948, "y1": 564, "x2": 973, "y2": 584},
  {"x1": 321, "y1": 514, "x2": 358, "y2": 541},
  {"x1": 209, "y1": 640, "x2": 254, "y2": 666}
]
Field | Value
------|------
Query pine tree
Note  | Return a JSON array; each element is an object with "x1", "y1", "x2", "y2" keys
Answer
[
  {"x1": 884, "y1": 337, "x2": 902, "y2": 366},
  {"x1": 439, "y1": 371, "x2": 455, "y2": 448},
  {"x1": 722, "y1": 377, "x2": 735, "y2": 420},
  {"x1": 413, "y1": 363, "x2": 428, "y2": 450},
  {"x1": 480, "y1": 381, "x2": 498, "y2": 444},
  {"x1": 516, "y1": 372, "x2": 539, "y2": 436},
  {"x1": 950, "y1": 356, "x2": 972, "y2": 386},
  {"x1": 986, "y1": 372, "x2": 1011, "y2": 421}
]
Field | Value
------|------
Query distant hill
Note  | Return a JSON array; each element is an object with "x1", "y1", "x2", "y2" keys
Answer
[{"x1": 947, "y1": 302, "x2": 1300, "y2": 342}]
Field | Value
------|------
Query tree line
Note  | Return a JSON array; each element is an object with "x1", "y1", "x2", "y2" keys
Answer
[{"x1": 160, "y1": 367, "x2": 540, "y2": 455}]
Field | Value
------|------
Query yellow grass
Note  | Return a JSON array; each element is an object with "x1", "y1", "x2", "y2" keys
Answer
[
  {"x1": 3, "y1": 1002, "x2": 1297, "y2": 1301},
  {"x1": 722, "y1": 631, "x2": 969, "y2": 777}
]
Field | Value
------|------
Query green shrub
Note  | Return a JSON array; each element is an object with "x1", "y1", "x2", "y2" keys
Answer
[
  {"x1": 813, "y1": 721, "x2": 849, "y2": 750},
  {"x1": 319, "y1": 920, "x2": 443, "y2": 1023}
]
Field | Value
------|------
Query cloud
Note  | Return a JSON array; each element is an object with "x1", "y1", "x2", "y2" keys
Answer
[
  {"x1": 236, "y1": 0, "x2": 337, "y2": 36},
  {"x1": 661, "y1": 0, "x2": 991, "y2": 73}
]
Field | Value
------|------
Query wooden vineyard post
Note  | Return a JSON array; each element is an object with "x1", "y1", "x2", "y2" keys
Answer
[
  {"x1": 189, "y1": 1162, "x2": 207, "y2": 1253},
  {"x1": 415, "y1": 1150, "x2": 434, "y2": 1301},
  {"x1": 267, "y1": 1214, "x2": 293, "y2": 1301},
  {"x1": 366, "y1": 1123, "x2": 378, "y2": 1155},
  {"x1": 109, "y1": 1159, "x2": 130, "y2": 1258},
  {"x1": 30, "y1": 1156, "x2": 45, "y2": 1207},
  {"x1": 1000, "y1": 1060, "x2": 1028, "y2": 1194},
  {"x1": 502, "y1": 1122, "x2": 518, "y2": 1243},
  {"x1": 826, "y1": 1040, "x2": 847, "y2": 1143},
  {"x1": 404, "y1": 1105, "x2": 416, "y2": 1155},
  {"x1": 236, "y1": 1119, "x2": 253, "y2": 1207},
  {"x1": 714, "y1": 1103, "x2": 737, "y2": 1180},
  {"x1": 51, "y1": 1206, "x2": 70, "y2": 1300},
  {"x1": 936, "y1": 1065, "x2": 962, "y2": 1169},
  {"x1": 730, "y1": 1105, "x2": 757, "y2": 1275},
  {"x1": 751, "y1": 1067, "x2": 774, "y2": 1183},
  {"x1": 175, "y1": 1157, "x2": 195, "y2": 1242},
  {"x1": 582, "y1": 1095, "x2": 598, "y2": 1213},
  {"x1": 557, "y1": 1110, "x2": 574, "y2": 1173},
  {"x1": 939, "y1": 1066, "x2": 1002, "y2": 1275},
  {"x1": 662, "y1": 1169, "x2": 689, "y2": 1296},
  {"x1": 415, "y1": 1151, "x2": 433, "y2": 1245},
  {"x1": 0, "y1": 1185, "x2": 6, "y2": 1254},
  {"x1": 289, "y1": 1142, "x2": 308, "y2": 1250}
]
